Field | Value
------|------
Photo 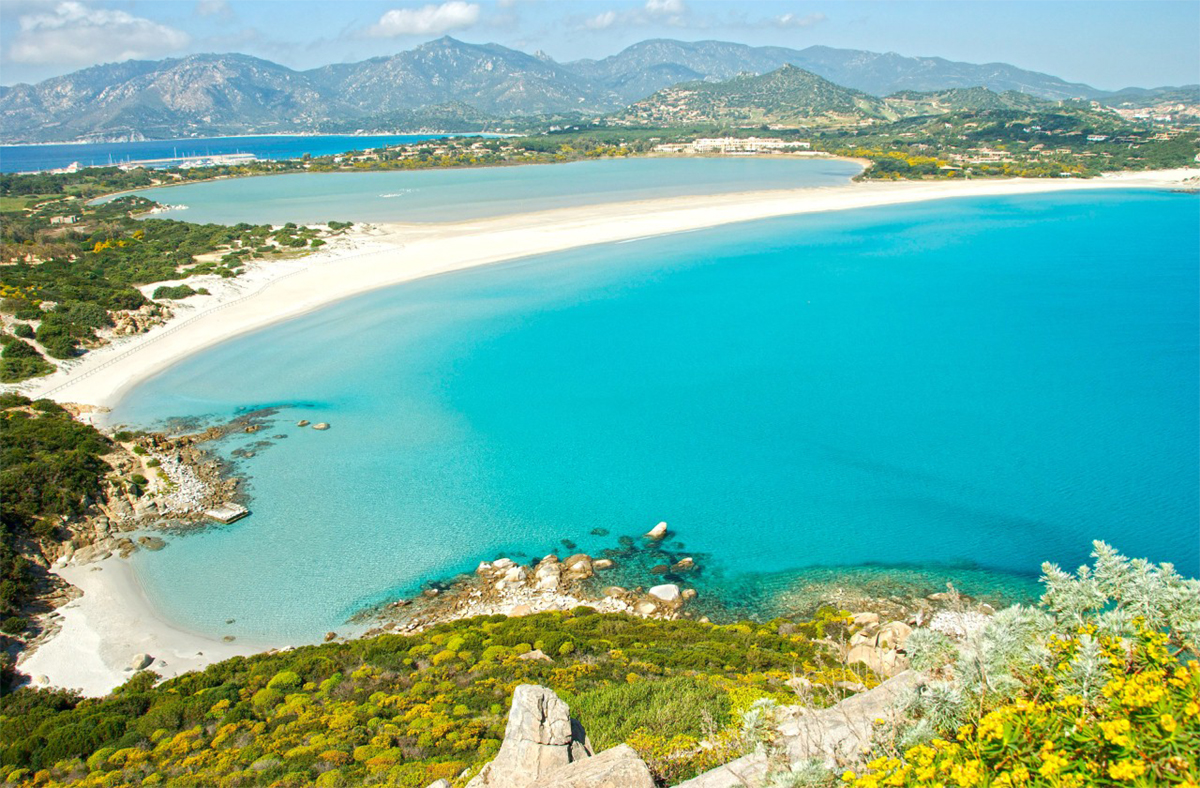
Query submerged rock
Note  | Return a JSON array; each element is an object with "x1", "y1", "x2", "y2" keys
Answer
[
  {"x1": 137, "y1": 536, "x2": 167, "y2": 551},
  {"x1": 672, "y1": 556, "x2": 696, "y2": 572},
  {"x1": 312, "y1": 422, "x2": 330, "y2": 430}
]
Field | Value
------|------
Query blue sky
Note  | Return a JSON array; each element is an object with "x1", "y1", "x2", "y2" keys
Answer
[{"x1": 1, "y1": 1, "x2": 1197, "y2": 89}]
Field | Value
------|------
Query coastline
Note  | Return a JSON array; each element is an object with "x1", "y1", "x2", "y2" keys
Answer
[
  {"x1": 24, "y1": 167, "x2": 1198, "y2": 413},
  {"x1": 12, "y1": 166, "x2": 1198, "y2": 696},
  {"x1": 17, "y1": 557, "x2": 264, "y2": 696}
]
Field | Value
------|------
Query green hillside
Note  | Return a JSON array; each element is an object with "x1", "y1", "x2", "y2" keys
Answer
[
  {"x1": 617, "y1": 65, "x2": 898, "y2": 128},
  {"x1": 0, "y1": 611, "x2": 852, "y2": 787},
  {"x1": 884, "y1": 86, "x2": 1050, "y2": 115}
]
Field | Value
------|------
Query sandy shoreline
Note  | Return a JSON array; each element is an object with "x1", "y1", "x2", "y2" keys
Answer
[
  {"x1": 21, "y1": 167, "x2": 1198, "y2": 414},
  {"x1": 18, "y1": 557, "x2": 264, "y2": 695},
  {"x1": 12, "y1": 166, "x2": 1198, "y2": 696}
]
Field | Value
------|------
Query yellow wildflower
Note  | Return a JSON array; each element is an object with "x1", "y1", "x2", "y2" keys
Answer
[
  {"x1": 1108, "y1": 760, "x2": 1146, "y2": 781},
  {"x1": 1160, "y1": 713, "x2": 1177, "y2": 733},
  {"x1": 1099, "y1": 718, "x2": 1131, "y2": 747},
  {"x1": 950, "y1": 760, "x2": 984, "y2": 788}
]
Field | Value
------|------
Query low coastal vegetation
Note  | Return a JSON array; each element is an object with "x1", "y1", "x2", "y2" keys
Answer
[
  {"x1": 0, "y1": 611, "x2": 853, "y2": 787},
  {"x1": 0, "y1": 175, "x2": 350, "y2": 381},
  {"x1": 0, "y1": 545, "x2": 1195, "y2": 787},
  {"x1": 0, "y1": 395, "x2": 113, "y2": 642},
  {"x1": 835, "y1": 543, "x2": 1200, "y2": 788}
]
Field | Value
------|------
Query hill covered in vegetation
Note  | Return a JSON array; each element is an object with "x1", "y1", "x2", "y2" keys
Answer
[{"x1": 617, "y1": 66, "x2": 898, "y2": 128}]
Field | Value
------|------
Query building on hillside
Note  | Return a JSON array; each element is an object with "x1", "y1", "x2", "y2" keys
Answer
[{"x1": 655, "y1": 137, "x2": 812, "y2": 154}]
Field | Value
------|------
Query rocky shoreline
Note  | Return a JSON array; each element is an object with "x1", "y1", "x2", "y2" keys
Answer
[
  {"x1": 359, "y1": 522, "x2": 704, "y2": 639},
  {"x1": 354, "y1": 520, "x2": 996, "y2": 690},
  {"x1": 11, "y1": 410, "x2": 266, "y2": 662}
]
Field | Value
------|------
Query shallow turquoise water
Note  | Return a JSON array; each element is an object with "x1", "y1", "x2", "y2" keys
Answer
[
  {"x1": 102, "y1": 157, "x2": 862, "y2": 224},
  {"x1": 112, "y1": 189, "x2": 1200, "y2": 641}
]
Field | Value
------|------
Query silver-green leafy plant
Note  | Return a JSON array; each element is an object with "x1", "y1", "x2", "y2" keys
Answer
[
  {"x1": 1041, "y1": 540, "x2": 1200, "y2": 652},
  {"x1": 903, "y1": 628, "x2": 957, "y2": 672}
]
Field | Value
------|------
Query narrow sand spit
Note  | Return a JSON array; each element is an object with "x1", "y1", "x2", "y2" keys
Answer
[{"x1": 21, "y1": 168, "x2": 1197, "y2": 413}]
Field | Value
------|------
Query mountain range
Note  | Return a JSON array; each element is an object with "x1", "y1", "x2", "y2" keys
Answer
[{"x1": 1, "y1": 37, "x2": 1195, "y2": 143}]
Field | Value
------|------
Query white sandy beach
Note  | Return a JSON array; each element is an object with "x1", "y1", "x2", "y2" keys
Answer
[
  {"x1": 18, "y1": 558, "x2": 262, "y2": 695},
  {"x1": 13, "y1": 166, "x2": 1198, "y2": 695}
]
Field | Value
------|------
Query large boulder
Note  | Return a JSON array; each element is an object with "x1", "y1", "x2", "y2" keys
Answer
[
  {"x1": 465, "y1": 685, "x2": 592, "y2": 788},
  {"x1": 648, "y1": 584, "x2": 681, "y2": 604},
  {"x1": 781, "y1": 671, "x2": 923, "y2": 766},
  {"x1": 529, "y1": 744, "x2": 655, "y2": 788}
]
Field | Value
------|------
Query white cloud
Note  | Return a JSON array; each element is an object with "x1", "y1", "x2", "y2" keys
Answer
[
  {"x1": 578, "y1": 0, "x2": 689, "y2": 31},
  {"x1": 772, "y1": 12, "x2": 827, "y2": 29},
  {"x1": 584, "y1": 10, "x2": 618, "y2": 30},
  {"x1": 367, "y1": 1, "x2": 482, "y2": 38},
  {"x1": 194, "y1": 0, "x2": 234, "y2": 20},
  {"x1": 7, "y1": 1, "x2": 191, "y2": 66},
  {"x1": 644, "y1": 0, "x2": 686, "y2": 15}
]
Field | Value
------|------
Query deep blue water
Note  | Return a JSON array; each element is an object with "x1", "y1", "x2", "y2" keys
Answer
[
  {"x1": 0, "y1": 134, "x2": 462, "y2": 173},
  {"x1": 110, "y1": 190, "x2": 1200, "y2": 642}
]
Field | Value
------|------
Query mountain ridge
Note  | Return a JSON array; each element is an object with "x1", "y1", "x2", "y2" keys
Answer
[{"x1": 1, "y1": 37, "x2": 1191, "y2": 143}]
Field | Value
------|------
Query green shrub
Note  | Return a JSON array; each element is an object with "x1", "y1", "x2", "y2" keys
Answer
[
  {"x1": 0, "y1": 616, "x2": 27, "y2": 635},
  {"x1": 568, "y1": 676, "x2": 730, "y2": 750},
  {"x1": 151, "y1": 284, "x2": 199, "y2": 300},
  {"x1": 267, "y1": 670, "x2": 302, "y2": 691}
]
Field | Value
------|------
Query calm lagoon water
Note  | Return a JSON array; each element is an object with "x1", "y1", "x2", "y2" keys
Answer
[
  {"x1": 110, "y1": 189, "x2": 1200, "y2": 642},
  {"x1": 0, "y1": 134, "x2": 460, "y2": 173},
  {"x1": 100, "y1": 157, "x2": 864, "y2": 224}
]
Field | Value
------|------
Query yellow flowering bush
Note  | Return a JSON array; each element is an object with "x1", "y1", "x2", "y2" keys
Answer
[{"x1": 843, "y1": 543, "x2": 1200, "y2": 788}]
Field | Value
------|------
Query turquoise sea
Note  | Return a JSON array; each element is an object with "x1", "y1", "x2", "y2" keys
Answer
[
  {"x1": 102, "y1": 157, "x2": 864, "y2": 224},
  {"x1": 109, "y1": 188, "x2": 1199, "y2": 643}
]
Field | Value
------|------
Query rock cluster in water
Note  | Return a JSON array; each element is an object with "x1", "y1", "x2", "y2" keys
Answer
[{"x1": 364, "y1": 548, "x2": 700, "y2": 636}]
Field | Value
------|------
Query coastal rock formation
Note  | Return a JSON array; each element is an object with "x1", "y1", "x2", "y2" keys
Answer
[
  {"x1": 674, "y1": 672, "x2": 923, "y2": 787},
  {"x1": 530, "y1": 744, "x2": 655, "y2": 788},
  {"x1": 645, "y1": 521, "x2": 668, "y2": 540},
  {"x1": 465, "y1": 685, "x2": 592, "y2": 788},
  {"x1": 108, "y1": 304, "x2": 169, "y2": 337},
  {"x1": 649, "y1": 584, "x2": 681, "y2": 603},
  {"x1": 466, "y1": 685, "x2": 654, "y2": 788},
  {"x1": 845, "y1": 618, "x2": 912, "y2": 678}
]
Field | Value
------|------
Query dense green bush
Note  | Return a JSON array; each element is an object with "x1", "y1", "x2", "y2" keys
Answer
[
  {"x1": 0, "y1": 395, "x2": 112, "y2": 616},
  {"x1": 0, "y1": 334, "x2": 53, "y2": 382}
]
